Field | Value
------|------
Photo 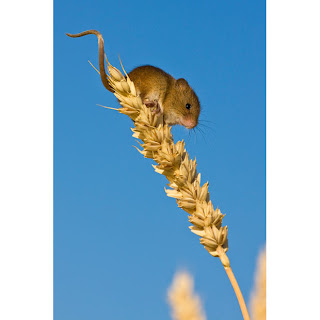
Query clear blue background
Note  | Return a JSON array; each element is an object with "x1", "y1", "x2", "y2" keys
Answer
[{"x1": 54, "y1": 1, "x2": 265, "y2": 319}]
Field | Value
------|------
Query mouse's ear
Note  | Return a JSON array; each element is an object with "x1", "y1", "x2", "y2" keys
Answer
[{"x1": 176, "y1": 78, "x2": 189, "y2": 89}]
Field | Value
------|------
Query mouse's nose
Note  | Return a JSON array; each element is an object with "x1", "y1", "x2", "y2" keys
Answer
[{"x1": 181, "y1": 117, "x2": 197, "y2": 129}]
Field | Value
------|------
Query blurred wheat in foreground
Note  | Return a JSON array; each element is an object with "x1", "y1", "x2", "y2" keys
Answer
[
  {"x1": 250, "y1": 248, "x2": 266, "y2": 320},
  {"x1": 168, "y1": 271, "x2": 206, "y2": 320}
]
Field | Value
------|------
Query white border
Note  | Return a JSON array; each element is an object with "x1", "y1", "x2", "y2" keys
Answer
[
  {"x1": 267, "y1": 1, "x2": 320, "y2": 319},
  {"x1": 0, "y1": 1, "x2": 53, "y2": 319},
  {"x1": 1, "y1": 0, "x2": 320, "y2": 319}
]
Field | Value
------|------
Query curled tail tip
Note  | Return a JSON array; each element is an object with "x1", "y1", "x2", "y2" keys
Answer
[
  {"x1": 65, "y1": 30, "x2": 102, "y2": 38},
  {"x1": 66, "y1": 32, "x2": 76, "y2": 38}
]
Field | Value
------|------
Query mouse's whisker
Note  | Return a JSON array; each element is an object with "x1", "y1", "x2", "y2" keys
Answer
[
  {"x1": 186, "y1": 129, "x2": 191, "y2": 143},
  {"x1": 199, "y1": 119, "x2": 215, "y2": 125},
  {"x1": 198, "y1": 122, "x2": 215, "y2": 132},
  {"x1": 196, "y1": 126, "x2": 208, "y2": 144},
  {"x1": 193, "y1": 127, "x2": 198, "y2": 144}
]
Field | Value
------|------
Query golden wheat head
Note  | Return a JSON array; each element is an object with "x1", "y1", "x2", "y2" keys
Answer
[{"x1": 103, "y1": 57, "x2": 229, "y2": 266}]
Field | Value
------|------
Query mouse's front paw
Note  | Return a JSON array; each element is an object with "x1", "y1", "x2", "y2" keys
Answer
[{"x1": 143, "y1": 99, "x2": 161, "y2": 114}]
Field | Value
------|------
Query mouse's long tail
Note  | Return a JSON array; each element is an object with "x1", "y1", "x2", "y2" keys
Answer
[{"x1": 66, "y1": 30, "x2": 113, "y2": 92}]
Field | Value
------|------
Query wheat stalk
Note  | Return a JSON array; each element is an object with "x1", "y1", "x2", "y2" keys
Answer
[
  {"x1": 168, "y1": 271, "x2": 206, "y2": 320},
  {"x1": 96, "y1": 55, "x2": 250, "y2": 320}
]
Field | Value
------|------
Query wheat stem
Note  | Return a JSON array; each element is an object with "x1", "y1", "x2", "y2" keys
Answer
[
  {"x1": 222, "y1": 265, "x2": 250, "y2": 319},
  {"x1": 215, "y1": 246, "x2": 250, "y2": 320},
  {"x1": 224, "y1": 267, "x2": 250, "y2": 320}
]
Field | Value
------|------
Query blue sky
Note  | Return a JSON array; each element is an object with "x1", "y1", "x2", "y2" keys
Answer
[{"x1": 54, "y1": 1, "x2": 265, "y2": 319}]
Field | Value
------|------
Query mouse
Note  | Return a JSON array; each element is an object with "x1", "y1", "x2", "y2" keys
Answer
[{"x1": 66, "y1": 30, "x2": 201, "y2": 129}]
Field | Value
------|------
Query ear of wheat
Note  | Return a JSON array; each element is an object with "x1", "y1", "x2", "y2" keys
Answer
[
  {"x1": 96, "y1": 55, "x2": 250, "y2": 320},
  {"x1": 106, "y1": 60, "x2": 229, "y2": 263}
]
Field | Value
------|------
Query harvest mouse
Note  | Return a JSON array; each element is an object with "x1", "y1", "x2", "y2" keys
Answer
[{"x1": 66, "y1": 30, "x2": 201, "y2": 129}]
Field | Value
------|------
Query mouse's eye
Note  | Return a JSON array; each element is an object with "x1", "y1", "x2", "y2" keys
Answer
[{"x1": 186, "y1": 103, "x2": 191, "y2": 110}]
